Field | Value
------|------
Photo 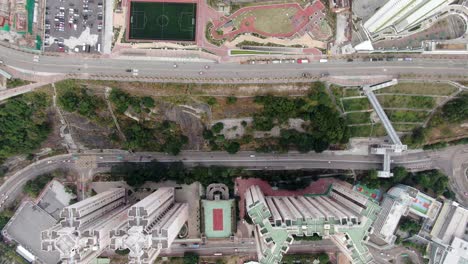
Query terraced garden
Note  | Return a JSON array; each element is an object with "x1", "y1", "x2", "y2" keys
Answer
[{"x1": 331, "y1": 82, "x2": 462, "y2": 138}]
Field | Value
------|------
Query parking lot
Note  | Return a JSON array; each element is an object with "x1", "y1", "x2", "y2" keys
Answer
[{"x1": 44, "y1": 0, "x2": 104, "y2": 53}]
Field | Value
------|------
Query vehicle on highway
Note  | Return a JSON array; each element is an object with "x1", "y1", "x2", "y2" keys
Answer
[
  {"x1": 126, "y1": 69, "x2": 132, "y2": 72},
  {"x1": 199, "y1": 71, "x2": 204, "y2": 75},
  {"x1": 249, "y1": 155, "x2": 255, "y2": 158},
  {"x1": 214, "y1": 253, "x2": 223, "y2": 256},
  {"x1": 302, "y1": 72, "x2": 311, "y2": 78},
  {"x1": 319, "y1": 59, "x2": 328, "y2": 63},
  {"x1": 204, "y1": 65, "x2": 210, "y2": 69},
  {"x1": 297, "y1": 58, "x2": 309, "y2": 64}
]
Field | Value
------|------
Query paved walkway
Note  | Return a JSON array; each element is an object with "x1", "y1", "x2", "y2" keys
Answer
[
  {"x1": 225, "y1": 33, "x2": 326, "y2": 50},
  {"x1": 0, "y1": 81, "x2": 52, "y2": 101}
]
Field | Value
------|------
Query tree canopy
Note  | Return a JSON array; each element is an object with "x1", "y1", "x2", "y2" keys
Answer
[
  {"x1": 59, "y1": 87, "x2": 105, "y2": 118},
  {"x1": 183, "y1": 253, "x2": 199, "y2": 264},
  {"x1": 123, "y1": 120, "x2": 188, "y2": 155},
  {"x1": 252, "y1": 82, "x2": 349, "y2": 153},
  {"x1": 0, "y1": 93, "x2": 50, "y2": 162},
  {"x1": 359, "y1": 167, "x2": 452, "y2": 197},
  {"x1": 110, "y1": 161, "x2": 243, "y2": 188},
  {"x1": 441, "y1": 93, "x2": 468, "y2": 123},
  {"x1": 110, "y1": 88, "x2": 155, "y2": 114},
  {"x1": 24, "y1": 173, "x2": 53, "y2": 197}
]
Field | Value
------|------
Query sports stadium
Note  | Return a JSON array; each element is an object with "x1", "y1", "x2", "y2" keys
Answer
[{"x1": 126, "y1": 0, "x2": 198, "y2": 42}]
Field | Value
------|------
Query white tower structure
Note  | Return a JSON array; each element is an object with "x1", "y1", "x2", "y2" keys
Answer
[
  {"x1": 364, "y1": 0, "x2": 456, "y2": 36},
  {"x1": 110, "y1": 187, "x2": 189, "y2": 264},
  {"x1": 41, "y1": 188, "x2": 129, "y2": 264}
]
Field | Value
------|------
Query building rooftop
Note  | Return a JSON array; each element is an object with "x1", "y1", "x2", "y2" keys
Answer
[
  {"x1": 373, "y1": 184, "x2": 442, "y2": 244},
  {"x1": 37, "y1": 180, "x2": 74, "y2": 220},
  {"x1": 3, "y1": 201, "x2": 60, "y2": 264},
  {"x1": 442, "y1": 237, "x2": 468, "y2": 264},
  {"x1": 431, "y1": 201, "x2": 468, "y2": 245},
  {"x1": 245, "y1": 182, "x2": 380, "y2": 264}
]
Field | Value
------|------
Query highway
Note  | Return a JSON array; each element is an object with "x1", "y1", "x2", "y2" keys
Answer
[
  {"x1": 160, "y1": 239, "x2": 338, "y2": 257},
  {"x1": 0, "y1": 150, "x2": 438, "y2": 208},
  {"x1": 0, "y1": 45, "x2": 467, "y2": 81}
]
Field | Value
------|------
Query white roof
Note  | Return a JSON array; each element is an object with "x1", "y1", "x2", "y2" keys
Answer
[
  {"x1": 379, "y1": 200, "x2": 407, "y2": 241},
  {"x1": 16, "y1": 245, "x2": 36, "y2": 262},
  {"x1": 443, "y1": 237, "x2": 468, "y2": 264},
  {"x1": 354, "y1": 41, "x2": 374, "y2": 51}
]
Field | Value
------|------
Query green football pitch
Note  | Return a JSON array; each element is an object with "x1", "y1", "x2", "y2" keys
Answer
[{"x1": 129, "y1": 2, "x2": 197, "y2": 41}]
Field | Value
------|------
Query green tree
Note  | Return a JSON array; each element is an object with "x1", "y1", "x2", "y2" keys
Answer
[
  {"x1": 141, "y1": 96, "x2": 155, "y2": 108},
  {"x1": 109, "y1": 88, "x2": 131, "y2": 114},
  {"x1": 399, "y1": 218, "x2": 421, "y2": 235},
  {"x1": 0, "y1": 166, "x2": 8, "y2": 178},
  {"x1": 306, "y1": 105, "x2": 349, "y2": 144},
  {"x1": 253, "y1": 114, "x2": 275, "y2": 131},
  {"x1": 212, "y1": 122, "x2": 224, "y2": 134},
  {"x1": 59, "y1": 87, "x2": 105, "y2": 118},
  {"x1": 440, "y1": 94, "x2": 468, "y2": 123},
  {"x1": 226, "y1": 96, "x2": 238, "y2": 104},
  {"x1": 414, "y1": 170, "x2": 450, "y2": 195},
  {"x1": 24, "y1": 173, "x2": 53, "y2": 197},
  {"x1": 404, "y1": 127, "x2": 426, "y2": 147},
  {"x1": 203, "y1": 129, "x2": 214, "y2": 140},
  {"x1": 0, "y1": 93, "x2": 50, "y2": 162},
  {"x1": 317, "y1": 252, "x2": 330, "y2": 263},
  {"x1": 225, "y1": 141, "x2": 240, "y2": 154},
  {"x1": 115, "y1": 249, "x2": 130, "y2": 255},
  {"x1": 206, "y1": 97, "x2": 218, "y2": 106},
  {"x1": 122, "y1": 120, "x2": 188, "y2": 154},
  {"x1": 183, "y1": 253, "x2": 199, "y2": 264},
  {"x1": 0, "y1": 211, "x2": 13, "y2": 230},
  {"x1": 392, "y1": 167, "x2": 409, "y2": 183},
  {"x1": 362, "y1": 169, "x2": 380, "y2": 189}
]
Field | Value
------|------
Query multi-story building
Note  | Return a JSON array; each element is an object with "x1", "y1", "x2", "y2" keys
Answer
[
  {"x1": 110, "y1": 187, "x2": 189, "y2": 264},
  {"x1": 372, "y1": 185, "x2": 441, "y2": 245},
  {"x1": 41, "y1": 188, "x2": 129, "y2": 264},
  {"x1": 245, "y1": 182, "x2": 381, "y2": 264},
  {"x1": 363, "y1": 0, "x2": 456, "y2": 37},
  {"x1": 429, "y1": 201, "x2": 468, "y2": 264}
]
